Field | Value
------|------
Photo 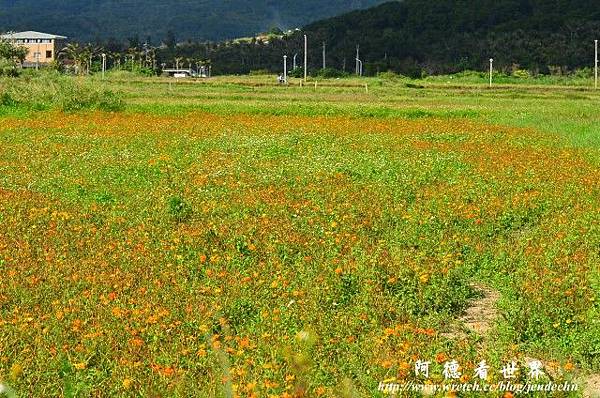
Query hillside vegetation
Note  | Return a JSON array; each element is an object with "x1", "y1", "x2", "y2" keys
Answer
[
  {"x1": 155, "y1": 0, "x2": 600, "y2": 76},
  {"x1": 303, "y1": 0, "x2": 600, "y2": 74},
  {"x1": 0, "y1": 0, "x2": 383, "y2": 42}
]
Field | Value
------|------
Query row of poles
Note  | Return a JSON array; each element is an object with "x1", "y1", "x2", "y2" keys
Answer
[
  {"x1": 97, "y1": 36, "x2": 599, "y2": 87},
  {"x1": 281, "y1": 35, "x2": 364, "y2": 84},
  {"x1": 283, "y1": 36, "x2": 600, "y2": 88}
]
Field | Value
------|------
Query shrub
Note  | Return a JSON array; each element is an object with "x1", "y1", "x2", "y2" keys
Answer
[
  {"x1": 377, "y1": 71, "x2": 405, "y2": 80},
  {"x1": 512, "y1": 69, "x2": 531, "y2": 79},
  {"x1": 0, "y1": 58, "x2": 20, "y2": 77},
  {"x1": 167, "y1": 195, "x2": 192, "y2": 223},
  {"x1": 249, "y1": 69, "x2": 270, "y2": 76},
  {"x1": 383, "y1": 266, "x2": 474, "y2": 316},
  {"x1": 0, "y1": 71, "x2": 124, "y2": 112},
  {"x1": 313, "y1": 67, "x2": 348, "y2": 78},
  {"x1": 573, "y1": 67, "x2": 593, "y2": 79},
  {"x1": 289, "y1": 67, "x2": 304, "y2": 78}
]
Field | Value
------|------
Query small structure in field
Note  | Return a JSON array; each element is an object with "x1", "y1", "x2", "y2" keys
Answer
[
  {"x1": 163, "y1": 68, "x2": 196, "y2": 78},
  {"x1": 0, "y1": 31, "x2": 67, "y2": 68}
]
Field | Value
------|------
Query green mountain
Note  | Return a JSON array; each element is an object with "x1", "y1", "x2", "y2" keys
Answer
[
  {"x1": 0, "y1": 0, "x2": 385, "y2": 42},
  {"x1": 301, "y1": 0, "x2": 600, "y2": 74},
  {"x1": 159, "y1": 0, "x2": 600, "y2": 76}
]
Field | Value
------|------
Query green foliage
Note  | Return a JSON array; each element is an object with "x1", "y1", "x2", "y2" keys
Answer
[
  {"x1": 289, "y1": 67, "x2": 304, "y2": 78},
  {"x1": 383, "y1": 267, "x2": 474, "y2": 316},
  {"x1": 574, "y1": 67, "x2": 594, "y2": 79},
  {"x1": 167, "y1": 195, "x2": 192, "y2": 223},
  {"x1": 0, "y1": 72, "x2": 124, "y2": 112},
  {"x1": 0, "y1": 38, "x2": 27, "y2": 62},
  {"x1": 313, "y1": 67, "x2": 348, "y2": 78},
  {"x1": 0, "y1": 38, "x2": 27, "y2": 76},
  {"x1": 377, "y1": 71, "x2": 405, "y2": 80},
  {"x1": 0, "y1": 58, "x2": 19, "y2": 77},
  {"x1": 249, "y1": 69, "x2": 270, "y2": 76},
  {"x1": 512, "y1": 69, "x2": 531, "y2": 79},
  {"x1": 224, "y1": 298, "x2": 259, "y2": 331}
]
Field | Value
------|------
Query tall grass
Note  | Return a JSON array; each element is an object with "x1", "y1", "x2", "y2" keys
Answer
[{"x1": 0, "y1": 71, "x2": 123, "y2": 114}]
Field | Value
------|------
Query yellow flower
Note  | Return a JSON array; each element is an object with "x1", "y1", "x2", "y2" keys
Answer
[
  {"x1": 74, "y1": 362, "x2": 87, "y2": 370},
  {"x1": 122, "y1": 378, "x2": 133, "y2": 389},
  {"x1": 10, "y1": 363, "x2": 23, "y2": 381}
]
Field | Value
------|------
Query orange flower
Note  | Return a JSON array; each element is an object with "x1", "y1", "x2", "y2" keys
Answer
[
  {"x1": 564, "y1": 362, "x2": 574, "y2": 371},
  {"x1": 435, "y1": 353, "x2": 448, "y2": 363},
  {"x1": 74, "y1": 362, "x2": 87, "y2": 370},
  {"x1": 161, "y1": 367, "x2": 175, "y2": 377}
]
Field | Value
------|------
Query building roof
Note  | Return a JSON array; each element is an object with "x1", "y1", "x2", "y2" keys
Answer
[{"x1": 1, "y1": 31, "x2": 67, "y2": 40}]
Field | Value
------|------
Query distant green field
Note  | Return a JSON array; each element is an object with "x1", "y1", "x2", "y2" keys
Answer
[{"x1": 0, "y1": 74, "x2": 598, "y2": 397}]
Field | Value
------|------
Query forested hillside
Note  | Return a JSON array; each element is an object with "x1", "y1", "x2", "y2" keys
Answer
[
  {"x1": 302, "y1": 0, "x2": 600, "y2": 74},
  {"x1": 0, "y1": 0, "x2": 383, "y2": 42},
  {"x1": 156, "y1": 0, "x2": 600, "y2": 76}
]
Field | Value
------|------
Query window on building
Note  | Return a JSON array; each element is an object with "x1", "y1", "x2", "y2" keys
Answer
[{"x1": 46, "y1": 50, "x2": 52, "y2": 58}]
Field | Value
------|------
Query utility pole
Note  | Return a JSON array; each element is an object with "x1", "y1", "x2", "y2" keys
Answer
[
  {"x1": 595, "y1": 39, "x2": 598, "y2": 89},
  {"x1": 304, "y1": 34, "x2": 308, "y2": 82},
  {"x1": 283, "y1": 55, "x2": 288, "y2": 84},
  {"x1": 36, "y1": 43, "x2": 40, "y2": 70},
  {"x1": 489, "y1": 58, "x2": 494, "y2": 87},
  {"x1": 322, "y1": 41, "x2": 326, "y2": 69},
  {"x1": 355, "y1": 44, "x2": 360, "y2": 75}
]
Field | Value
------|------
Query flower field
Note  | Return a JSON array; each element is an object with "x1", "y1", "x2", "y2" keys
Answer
[{"x1": 0, "y1": 76, "x2": 599, "y2": 397}]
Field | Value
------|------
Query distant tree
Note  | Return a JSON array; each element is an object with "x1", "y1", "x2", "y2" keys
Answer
[
  {"x1": 164, "y1": 31, "x2": 176, "y2": 49},
  {"x1": 0, "y1": 38, "x2": 27, "y2": 64},
  {"x1": 60, "y1": 42, "x2": 84, "y2": 74},
  {"x1": 0, "y1": 37, "x2": 28, "y2": 76},
  {"x1": 268, "y1": 26, "x2": 284, "y2": 35}
]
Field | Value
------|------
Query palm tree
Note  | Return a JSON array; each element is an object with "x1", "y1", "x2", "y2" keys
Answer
[
  {"x1": 175, "y1": 57, "x2": 183, "y2": 70},
  {"x1": 60, "y1": 42, "x2": 82, "y2": 74}
]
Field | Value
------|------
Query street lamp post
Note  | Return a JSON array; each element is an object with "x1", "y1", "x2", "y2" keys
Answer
[
  {"x1": 356, "y1": 58, "x2": 363, "y2": 77},
  {"x1": 293, "y1": 53, "x2": 298, "y2": 70},
  {"x1": 595, "y1": 40, "x2": 598, "y2": 89},
  {"x1": 355, "y1": 44, "x2": 360, "y2": 75},
  {"x1": 283, "y1": 55, "x2": 288, "y2": 84},
  {"x1": 304, "y1": 34, "x2": 308, "y2": 82},
  {"x1": 102, "y1": 53, "x2": 107, "y2": 79},
  {"x1": 489, "y1": 58, "x2": 494, "y2": 87}
]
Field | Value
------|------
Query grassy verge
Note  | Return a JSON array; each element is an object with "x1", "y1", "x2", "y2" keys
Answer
[{"x1": 0, "y1": 71, "x2": 123, "y2": 116}]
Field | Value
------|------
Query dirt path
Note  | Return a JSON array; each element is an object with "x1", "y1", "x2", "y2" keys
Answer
[
  {"x1": 441, "y1": 284, "x2": 500, "y2": 340},
  {"x1": 444, "y1": 284, "x2": 600, "y2": 397},
  {"x1": 583, "y1": 374, "x2": 600, "y2": 398}
]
